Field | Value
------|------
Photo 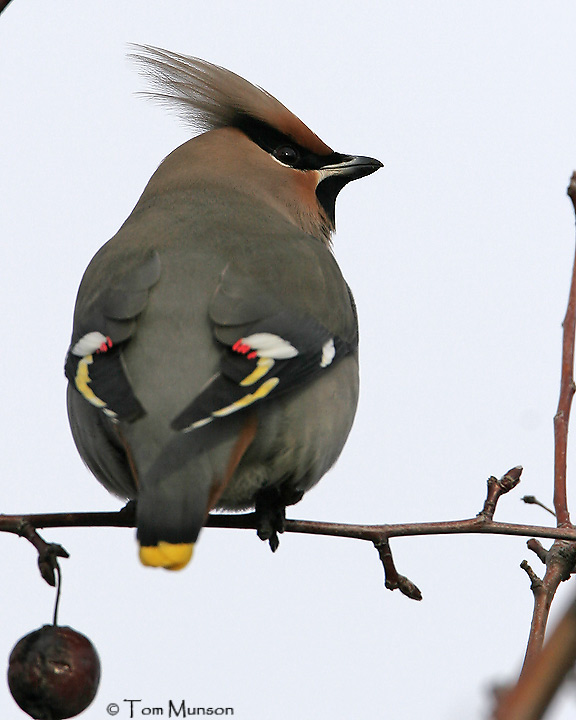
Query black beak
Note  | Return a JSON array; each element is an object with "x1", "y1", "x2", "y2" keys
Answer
[
  {"x1": 320, "y1": 154, "x2": 383, "y2": 180},
  {"x1": 316, "y1": 154, "x2": 383, "y2": 228}
]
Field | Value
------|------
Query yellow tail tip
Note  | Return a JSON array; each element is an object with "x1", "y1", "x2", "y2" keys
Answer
[{"x1": 139, "y1": 541, "x2": 195, "y2": 570}]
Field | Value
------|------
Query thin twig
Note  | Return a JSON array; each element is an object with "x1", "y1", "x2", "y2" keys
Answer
[
  {"x1": 493, "y1": 173, "x2": 576, "y2": 719},
  {"x1": 479, "y1": 467, "x2": 523, "y2": 520},
  {"x1": 11, "y1": 468, "x2": 573, "y2": 600},
  {"x1": 522, "y1": 496, "x2": 556, "y2": 518},
  {"x1": 526, "y1": 542, "x2": 576, "y2": 669},
  {"x1": 1, "y1": 471, "x2": 575, "y2": 548},
  {"x1": 494, "y1": 588, "x2": 576, "y2": 720},
  {"x1": 16, "y1": 522, "x2": 69, "y2": 586},
  {"x1": 373, "y1": 538, "x2": 422, "y2": 600},
  {"x1": 526, "y1": 539, "x2": 548, "y2": 565},
  {"x1": 553, "y1": 172, "x2": 576, "y2": 527},
  {"x1": 2, "y1": 470, "x2": 572, "y2": 614},
  {"x1": 518, "y1": 175, "x2": 576, "y2": 671},
  {"x1": 3, "y1": 507, "x2": 576, "y2": 543}
]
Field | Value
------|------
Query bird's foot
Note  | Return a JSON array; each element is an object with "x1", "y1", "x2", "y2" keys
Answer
[{"x1": 254, "y1": 488, "x2": 287, "y2": 552}]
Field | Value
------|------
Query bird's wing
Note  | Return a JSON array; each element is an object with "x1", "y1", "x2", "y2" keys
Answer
[
  {"x1": 171, "y1": 266, "x2": 356, "y2": 432},
  {"x1": 64, "y1": 251, "x2": 161, "y2": 422}
]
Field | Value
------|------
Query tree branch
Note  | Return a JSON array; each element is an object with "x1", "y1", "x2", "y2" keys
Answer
[
  {"x1": 494, "y1": 587, "x2": 576, "y2": 720},
  {"x1": 4, "y1": 466, "x2": 576, "y2": 595},
  {"x1": 553, "y1": 172, "x2": 576, "y2": 528},
  {"x1": 8, "y1": 507, "x2": 576, "y2": 543},
  {"x1": 516, "y1": 174, "x2": 576, "y2": 672},
  {"x1": 492, "y1": 172, "x2": 576, "y2": 718},
  {"x1": 4, "y1": 493, "x2": 576, "y2": 545}
]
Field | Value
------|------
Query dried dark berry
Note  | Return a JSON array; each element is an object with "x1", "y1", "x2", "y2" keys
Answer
[{"x1": 7, "y1": 625, "x2": 100, "y2": 719}]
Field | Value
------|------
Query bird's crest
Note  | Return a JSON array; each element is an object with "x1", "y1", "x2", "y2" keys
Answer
[{"x1": 129, "y1": 44, "x2": 333, "y2": 156}]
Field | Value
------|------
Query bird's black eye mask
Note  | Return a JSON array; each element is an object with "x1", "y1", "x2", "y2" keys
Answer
[
  {"x1": 236, "y1": 115, "x2": 350, "y2": 225},
  {"x1": 236, "y1": 115, "x2": 347, "y2": 171}
]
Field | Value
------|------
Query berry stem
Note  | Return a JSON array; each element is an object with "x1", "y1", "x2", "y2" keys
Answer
[{"x1": 53, "y1": 565, "x2": 62, "y2": 626}]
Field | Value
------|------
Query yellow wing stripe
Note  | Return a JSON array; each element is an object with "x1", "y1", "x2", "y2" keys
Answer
[
  {"x1": 75, "y1": 355, "x2": 107, "y2": 409},
  {"x1": 240, "y1": 357, "x2": 275, "y2": 387},
  {"x1": 212, "y1": 377, "x2": 280, "y2": 417}
]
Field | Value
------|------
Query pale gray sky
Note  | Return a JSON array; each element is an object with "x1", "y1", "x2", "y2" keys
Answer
[{"x1": 2, "y1": 2, "x2": 576, "y2": 718}]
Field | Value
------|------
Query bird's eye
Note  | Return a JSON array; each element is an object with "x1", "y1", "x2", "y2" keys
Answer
[{"x1": 272, "y1": 145, "x2": 300, "y2": 166}]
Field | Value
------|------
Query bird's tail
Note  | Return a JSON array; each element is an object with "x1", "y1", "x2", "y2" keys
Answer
[
  {"x1": 136, "y1": 434, "x2": 216, "y2": 570},
  {"x1": 135, "y1": 415, "x2": 247, "y2": 570}
]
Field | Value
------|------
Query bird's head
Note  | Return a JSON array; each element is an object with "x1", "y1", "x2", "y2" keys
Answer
[{"x1": 130, "y1": 45, "x2": 382, "y2": 243}]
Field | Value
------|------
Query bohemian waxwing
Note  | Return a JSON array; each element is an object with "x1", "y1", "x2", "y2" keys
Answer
[{"x1": 65, "y1": 45, "x2": 382, "y2": 570}]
